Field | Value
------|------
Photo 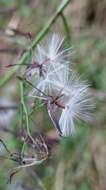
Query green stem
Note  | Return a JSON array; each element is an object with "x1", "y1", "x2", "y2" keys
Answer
[
  {"x1": 20, "y1": 81, "x2": 35, "y2": 152},
  {"x1": 0, "y1": 0, "x2": 70, "y2": 87},
  {"x1": 60, "y1": 12, "x2": 71, "y2": 47},
  {"x1": 19, "y1": 82, "x2": 23, "y2": 128},
  {"x1": 29, "y1": 102, "x2": 45, "y2": 116},
  {"x1": 19, "y1": 81, "x2": 30, "y2": 136}
]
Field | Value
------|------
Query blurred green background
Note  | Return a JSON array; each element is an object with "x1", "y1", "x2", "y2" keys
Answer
[{"x1": 0, "y1": 0, "x2": 106, "y2": 190}]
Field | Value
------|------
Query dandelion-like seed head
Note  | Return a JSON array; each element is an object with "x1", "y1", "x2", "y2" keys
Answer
[
  {"x1": 27, "y1": 33, "x2": 93, "y2": 137},
  {"x1": 26, "y1": 33, "x2": 72, "y2": 82}
]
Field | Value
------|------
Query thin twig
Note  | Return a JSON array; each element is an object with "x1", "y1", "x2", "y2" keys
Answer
[
  {"x1": 0, "y1": 48, "x2": 18, "y2": 54},
  {"x1": 9, "y1": 28, "x2": 32, "y2": 39}
]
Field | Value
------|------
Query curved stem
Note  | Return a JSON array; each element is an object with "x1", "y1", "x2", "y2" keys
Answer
[{"x1": 60, "y1": 12, "x2": 71, "y2": 47}]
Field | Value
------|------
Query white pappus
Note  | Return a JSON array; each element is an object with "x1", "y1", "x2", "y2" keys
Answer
[
  {"x1": 26, "y1": 33, "x2": 72, "y2": 82},
  {"x1": 59, "y1": 81, "x2": 93, "y2": 137},
  {"x1": 27, "y1": 33, "x2": 93, "y2": 137}
]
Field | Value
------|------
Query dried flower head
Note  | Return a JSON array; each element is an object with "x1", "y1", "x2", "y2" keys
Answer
[{"x1": 0, "y1": 131, "x2": 48, "y2": 183}]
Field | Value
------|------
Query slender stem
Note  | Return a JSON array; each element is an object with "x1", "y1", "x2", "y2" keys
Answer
[
  {"x1": 19, "y1": 81, "x2": 30, "y2": 136},
  {"x1": 20, "y1": 81, "x2": 36, "y2": 154},
  {"x1": 0, "y1": 139, "x2": 11, "y2": 154},
  {"x1": 60, "y1": 12, "x2": 71, "y2": 47},
  {"x1": 18, "y1": 76, "x2": 47, "y2": 97},
  {"x1": 20, "y1": 81, "x2": 30, "y2": 155},
  {"x1": 19, "y1": 82, "x2": 23, "y2": 129},
  {"x1": 0, "y1": 0, "x2": 70, "y2": 87},
  {"x1": 29, "y1": 102, "x2": 45, "y2": 116}
]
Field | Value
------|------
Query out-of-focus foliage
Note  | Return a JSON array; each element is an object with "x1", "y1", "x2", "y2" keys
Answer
[{"x1": 0, "y1": 0, "x2": 106, "y2": 190}]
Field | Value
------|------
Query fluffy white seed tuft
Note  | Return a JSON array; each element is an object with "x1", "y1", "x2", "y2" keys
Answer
[
  {"x1": 27, "y1": 33, "x2": 93, "y2": 137},
  {"x1": 59, "y1": 83, "x2": 93, "y2": 137},
  {"x1": 26, "y1": 33, "x2": 72, "y2": 82}
]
